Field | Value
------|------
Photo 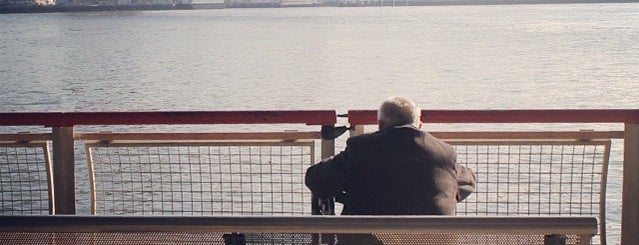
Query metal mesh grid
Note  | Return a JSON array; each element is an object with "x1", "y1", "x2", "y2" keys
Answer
[
  {"x1": 372, "y1": 233, "x2": 585, "y2": 245},
  {"x1": 0, "y1": 232, "x2": 589, "y2": 245},
  {"x1": 0, "y1": 143, "x2": 52, "y2": 215},
  {"x1": 450, "y1": 140, "x2": 609, "y2": 244},
  {"x1": 85, "y1": 141, "x2": 315, "y2": 215}
]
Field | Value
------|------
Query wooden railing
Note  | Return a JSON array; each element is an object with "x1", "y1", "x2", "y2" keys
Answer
[
  {"x1": 0, "y1": 109, "x2": 637, "y2": 244},
  {"x1": 0, "y1": 111, "x2": 337, "y2": 216}
]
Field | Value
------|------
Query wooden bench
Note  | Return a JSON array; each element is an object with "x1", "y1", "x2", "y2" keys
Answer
[{"x1": 0, "y1": 215, "x2": 597, "y2": 245}]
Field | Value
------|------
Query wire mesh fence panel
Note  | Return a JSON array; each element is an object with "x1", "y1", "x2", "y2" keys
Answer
[
  {"x1": 0, "y1": 142, "x2": 52, "y2": 215},
  {"x1": 85, "y1": 141, "x2": 315, "y2": 216},
  {"x1": 451, "y1": 140, "x2": 610, "y2": 245}
]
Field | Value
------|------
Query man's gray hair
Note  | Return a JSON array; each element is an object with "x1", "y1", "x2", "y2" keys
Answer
[{"x1": 377, "y1": 96, "x2": 422, "y2": 128}]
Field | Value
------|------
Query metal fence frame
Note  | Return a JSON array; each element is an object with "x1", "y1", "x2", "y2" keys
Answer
[
  {"x1": 0, "y1": 141, "x2": 53, "y2": 215},
  {"x1": 447, "y1": 138, "x2": 610, "y2": 245},
  {"x1": 85, "y1": 139, "x2": 317, "y2": 215}
]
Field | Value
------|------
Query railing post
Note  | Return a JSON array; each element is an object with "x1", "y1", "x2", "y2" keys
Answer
[
  {"x1": 350, "y1": 125, "x2": 365, "y2": 137},
  {"x1": 321, "y1": 134, "x2": 335, "y2": 160},
  {"x1": 310, "y1": 125, "x2": 337, "y2": 215},
  {"x1": 51, "y1": 126, "x2": 76, "y2": 214},
  {"x1": 622, "y1": 123, "x2": 639, "y2": 245}
]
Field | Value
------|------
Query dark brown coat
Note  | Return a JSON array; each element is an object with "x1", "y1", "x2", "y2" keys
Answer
[{"x1": 305, "y1": 126, "x2": 476, "y2": 215}]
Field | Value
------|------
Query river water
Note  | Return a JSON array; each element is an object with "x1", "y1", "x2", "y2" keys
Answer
[{"x1": 1, "y1": 3, "x2": 638, "y2": 244}]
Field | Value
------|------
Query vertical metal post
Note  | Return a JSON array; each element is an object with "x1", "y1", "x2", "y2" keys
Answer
[
  {"x1": 43, "y1": 144, "x2": 55, "y2": 215},
  {"x1": 85, "y1": 147, "x2": 97, "y2": 215},
  {"x1": 52, "y1": 126, "x2": 76, "y2": 214},
  {"x1": 622, "y1": 123, "x2": 639, "y2": 245}
]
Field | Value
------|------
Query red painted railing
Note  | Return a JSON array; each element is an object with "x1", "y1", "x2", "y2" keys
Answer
[
  {"x1": 2, "y1": 110, "x2": 638, "y2": 126},
  {"x1": 0, "y1": 111, "x2": 337, "y2": 126},
  {"x1": 348, "y1": 109, "x2": 639, "y2": 124}
]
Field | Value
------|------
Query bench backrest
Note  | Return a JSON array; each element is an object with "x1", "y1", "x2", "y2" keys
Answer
[{"x1": 0, "y1": 215, "x2": 598, "y2": 245}]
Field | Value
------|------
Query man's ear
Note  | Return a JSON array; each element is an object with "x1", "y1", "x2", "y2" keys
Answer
[
  {"x1": 378, "y1": 120, "x2": 386, "y2": 130},
  {"x1": 417, "y1": 121, "x2": 423, "y2": 129}
]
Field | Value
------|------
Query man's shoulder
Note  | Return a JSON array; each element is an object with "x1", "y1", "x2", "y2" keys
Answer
[
  {"x1": 346, "y1": 131, "x2": 380, "y2": 146},
  {"x1": 421, "y1": 132, "x2": 457, "y2": 159}
]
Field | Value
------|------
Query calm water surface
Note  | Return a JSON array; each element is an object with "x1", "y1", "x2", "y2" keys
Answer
[
  {"x1": 1, "y1": 4, "x2": 638, "y2": 111},
  {"x1": 1, "y1": 4, "x2": 638, "y2": 244}
]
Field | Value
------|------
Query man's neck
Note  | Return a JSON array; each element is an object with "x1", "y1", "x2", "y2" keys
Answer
[{"x1": 394, "y1": 124, "x2": 417, "y2": 129}]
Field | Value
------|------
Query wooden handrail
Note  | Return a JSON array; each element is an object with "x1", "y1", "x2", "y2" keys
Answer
[
  {"x1": 0, "y1": 215, "x2": 598, "y2": 235},
  {"x1": 0, "y1": 133, "x2": 51, "y2": 142},
  {"x1": 0, "y1": 111, "x2": 337, "y2": 126},
  {"x1": 432, "y1": 130, "x2": 624, "y2": 139},
  {"x1": 348, "y1": 109, "x2": 639, "y2": 124},
  {"x1": 0, "y1": 131, "x2": 623, "y2": 142},
  {"x1": 76, "y1": 131, "x2": 322, "y2": 141}
]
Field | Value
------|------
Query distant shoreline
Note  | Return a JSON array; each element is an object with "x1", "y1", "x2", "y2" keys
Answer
[
  {"x1": 0, "y1": 0, "x2": 636, "y2": 14},
  {"x1": 325, "y1": 0, "x2": 637, "y2": 7},
  {"x1": 0, "y1": 4, "x2": 202, "y2": 14}
]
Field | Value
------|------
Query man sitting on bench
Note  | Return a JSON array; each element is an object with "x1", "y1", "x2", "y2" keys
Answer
[{"x1": 306, "y1": 96, "x2": 476, "y2": 216}]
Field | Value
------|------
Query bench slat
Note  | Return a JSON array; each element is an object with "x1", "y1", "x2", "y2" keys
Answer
[{"x1": 0, "y1": 216, "x2": 597, "y2": 235}]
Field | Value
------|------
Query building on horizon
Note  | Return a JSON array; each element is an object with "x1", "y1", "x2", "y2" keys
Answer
[
  {"x1": 0, "y1": 0, "x2": 56, "y2": 6},
  {"x1": 223, "y1": 0, "x2": 280, "y2": 7},
  {"x1": 55, "y1": 0, "x2": 191, "y2": 6}
]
